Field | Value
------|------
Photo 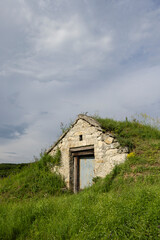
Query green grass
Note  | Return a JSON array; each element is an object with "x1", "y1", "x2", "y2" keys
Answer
[
  {"x1": 1, "y1": 181, "x2": 160, "y2": 239},
  {"x1": 95, "y1": 116, "x2": 160, "y2": 151},
  {"x1": 0, "y1": 150, "x2": 66, "y2": 201},
  {"x1": 0, "y1": 163, "x2": 28, "y2": 178},
  {"x1": 0, "y1": 116, "x2": 160, "y2": 239}
]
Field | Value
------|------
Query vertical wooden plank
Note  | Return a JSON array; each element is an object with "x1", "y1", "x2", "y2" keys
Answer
[{"x1": 74, "y1": 156, "x2": 78, "y2": 193}]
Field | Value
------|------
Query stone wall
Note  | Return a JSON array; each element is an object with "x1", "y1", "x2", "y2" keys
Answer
[{"x1": 49, "y1": 118, "x2": 128, "y2": 188}]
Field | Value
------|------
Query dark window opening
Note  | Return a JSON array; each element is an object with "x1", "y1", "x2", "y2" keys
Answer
[{"x1": 79, "y1": 135, "x2": 83, "y2": 141}]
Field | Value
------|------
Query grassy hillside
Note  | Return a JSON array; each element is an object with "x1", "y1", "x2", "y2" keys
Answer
[
  {"x1": 0, "y1": 116, "x2": 160, "y2": 239},
  {"x1": 0, "y1": 150, "x2": 66, "y2": 201},
  {"x1": 0, "y1": 163, "x2": 28, "y2": 178}
]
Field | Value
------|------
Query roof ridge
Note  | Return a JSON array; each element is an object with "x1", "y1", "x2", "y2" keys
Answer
[
  {"x1": 46, "y1": 114, "x2": 102, "y2": 154},
  {"x1": 77, "y1": 114, "x2": 102, "y2": 129}
]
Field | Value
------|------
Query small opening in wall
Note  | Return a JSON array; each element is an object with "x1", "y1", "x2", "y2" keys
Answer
[{"x1": 79, "y1": 135, "x2": 83, "y2": 141}]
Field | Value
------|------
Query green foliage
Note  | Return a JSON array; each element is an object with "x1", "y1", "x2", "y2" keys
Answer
[
  {"x1": 92, "y1": 176, "x2": 101, "y2": 183},
  {"x1": 36, "y1": 149, "x2": 61, "y2": 170},
  {"x1": 0, "y1": 115, "x2": 160, "y2": 239},
  {"x1": 0, "y1": 151, "x2": 65, "y2": 200},
  {"x1": 94, "y1": 116, "x2": 160, "y2": 151},
  {"x1": 0, "y1": 163, "x2": 28, "y2": 178},
  {"x1": 133, "y1": 113, "x2": 160, "y2": 129},
  {"x1": 60, "y1": 120, "x2": 73, "y2": 133},
  {"x1": 1, "y1": 182, "x2": 160, "y2": 239}
]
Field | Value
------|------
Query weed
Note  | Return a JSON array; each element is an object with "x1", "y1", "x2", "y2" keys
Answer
[
  {"x1": 0, "y1": 150, "x2": 66, "y2": 201},
  {"x1": 0, "y1": 116, "x2": 160, "y2": 239}
]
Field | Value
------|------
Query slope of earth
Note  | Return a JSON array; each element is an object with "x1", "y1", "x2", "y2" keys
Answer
[
  {"x1": 0, "y1": 117, "x2": 160, "y2": 240},
  {"x1": 0, "y1": 163, "x2": 28, "y2": 178}
]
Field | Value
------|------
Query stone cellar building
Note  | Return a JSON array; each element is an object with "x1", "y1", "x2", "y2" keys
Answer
[{"x1": 47, "y1": 114, "x2": 128, "y2": 193}]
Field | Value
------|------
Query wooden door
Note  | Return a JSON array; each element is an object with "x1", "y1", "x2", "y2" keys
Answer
[{"x1": 79, "y1": 155, "x2": 95, "y2": 190}]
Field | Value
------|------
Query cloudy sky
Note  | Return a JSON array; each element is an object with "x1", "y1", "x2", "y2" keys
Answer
[{"x1": 0, "y1": 0, "x2": 160, "y2": 163}]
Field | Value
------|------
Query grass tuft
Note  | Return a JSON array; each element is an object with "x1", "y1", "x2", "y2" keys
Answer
[
  {"x1": 0, "y1": 115, "x2": 160, "y2": 239},
  {"x1": 0, "y1": 150, "x2": 66, "y2": 201}
]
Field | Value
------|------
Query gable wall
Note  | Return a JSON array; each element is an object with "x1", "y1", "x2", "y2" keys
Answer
[{"x1": 49, "y1": 119, "x2": 128, "y2": 188}]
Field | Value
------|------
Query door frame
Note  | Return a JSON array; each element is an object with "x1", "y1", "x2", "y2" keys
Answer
[{"x1": 69, "y1": 145, "x2": 94, "y2": 193}]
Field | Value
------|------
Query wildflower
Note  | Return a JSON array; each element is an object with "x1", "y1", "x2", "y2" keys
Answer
[{"x1": 127, "y1": 152, "x2": 135, "y2": 158}]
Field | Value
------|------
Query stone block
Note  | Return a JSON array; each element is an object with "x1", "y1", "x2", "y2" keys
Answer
[
  {"x1": 49, "y1": 115, "x2": 129, "y2": 190},
  {"x1": 104, "y1": 136, "x2": 114, "y2": 144},
  {"x1": 96, "y1": 160, "x2": 104, "y2": 163},
  {"x1": 111, "y1": 142, "x2": 120, "y2": 149}
]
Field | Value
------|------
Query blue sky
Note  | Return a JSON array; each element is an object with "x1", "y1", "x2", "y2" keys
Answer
[{"x1": 0, "y1": 0, "x2": 160, "y2": 163}]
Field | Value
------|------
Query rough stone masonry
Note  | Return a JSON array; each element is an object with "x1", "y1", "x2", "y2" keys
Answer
[{"x1": 47, "y1": 114, "x2": 128, "y2": 191}]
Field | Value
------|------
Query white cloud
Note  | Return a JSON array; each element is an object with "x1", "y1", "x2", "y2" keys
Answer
[
  {"x1": 86, "y1": 65, "x2": 160, "y2": 118},
  {"x1": 33, "y1": 16, "x2": 82, "y2": 51},
  {"x1": 0, "y1": 0, "x2": 160, "y2": 163}
]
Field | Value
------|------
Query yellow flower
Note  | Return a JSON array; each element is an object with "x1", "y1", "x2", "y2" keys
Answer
[{"x1": 127, "y1": 152, "x2": 135, "y2": 158}]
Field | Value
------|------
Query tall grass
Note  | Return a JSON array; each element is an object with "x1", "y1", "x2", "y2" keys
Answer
[
  {"x1": 0, "y1": 116, "x2": 160, "y2": 239},
  {"x1": 1, "y1": 181, "x2": 160, "y2": 239},
  {"x1": 0, "y1": 163, "x2": 28, "y2": 178},
  {"x1": 0, "y1": 150, "x2": 66, "y2": 201},
  {"x1": 95, "y1": 116, "x2": 160, "y2": 151}
]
